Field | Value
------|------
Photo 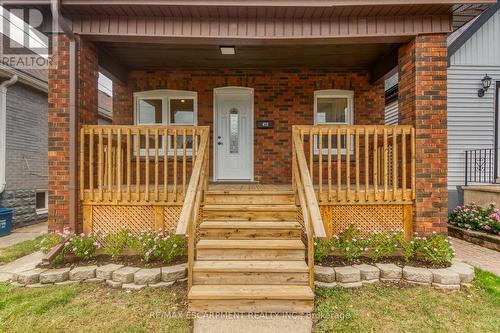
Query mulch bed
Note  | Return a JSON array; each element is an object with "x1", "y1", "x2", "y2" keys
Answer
[
  {"x1": 47, "y1": 254, "x2": 188, "y2": 269},
  {"x1": 316, "y1": 256, "x2": 450, "y2": 269}
]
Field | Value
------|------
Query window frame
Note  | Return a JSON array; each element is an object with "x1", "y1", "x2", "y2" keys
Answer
[
  {"x1": 133, "y1": 90, "x2": 198, "y2": 157},
  {"x1": 313, "y1": 89, "x2": 354, "y2": 155},
  {"x1": 35, "y1": 190, "x2": 48, "y2": 215}
]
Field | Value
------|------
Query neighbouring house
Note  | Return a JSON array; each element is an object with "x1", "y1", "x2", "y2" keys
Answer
[
  {"x1": 0, "y1": 63, "x2": 48, "y2": 228},
  {"x1": 3, "y1": 0, "x2": 494, "y2": 313},
  {"x1": 0, "y1": 64, "x2": 111, "y2": 230},
  {"x1": 447, "y1": 0, "x2": 500, "y2": 210}
]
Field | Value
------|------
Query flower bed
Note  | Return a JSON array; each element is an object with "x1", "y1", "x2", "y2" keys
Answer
[
  {"x1": 314, "y1": 225, "x2": 454, "y2": 268},
  {"x1": 448, "y1": 203, "x2": 500, "y2": 235},
  {"x1": 42, "y1": 227, "x2": 188, "y2": 269}
]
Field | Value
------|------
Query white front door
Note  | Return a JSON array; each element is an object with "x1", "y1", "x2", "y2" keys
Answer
[{"x1": 214, "y1": 87, "x2": 253, "y2": 181}]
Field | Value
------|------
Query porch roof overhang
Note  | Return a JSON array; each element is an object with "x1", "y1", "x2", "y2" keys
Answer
[{"x1": 3, "y1": 0, "x2": 495, "y2": 83}]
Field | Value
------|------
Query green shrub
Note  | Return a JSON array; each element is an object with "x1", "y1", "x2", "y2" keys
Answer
[
  {"x1": 314, "y1": 238, "x2": 332, "y2": 262},
  {"x1": 103, "y1": 229, "x2": 130, "y2": 260},
  {"x1": 449, "y1": 203, "x2": 500, "y2": 235},
  {"x1": 393, "y1": 232, "x2": 416, "y2": 263},
  {"x1": 313, "y1": 224, "x2": 454, "y2": 266},
  {"x1": 415, "y1": 233, "x2": 454, "y2": 265},
  {"x1": 333, "y1": 225, "x2": 366, "y2": 263},
  {"x1": 39, "y1": 233, "x2": 65, "y2": 254},
  {"x1": 369, "y1": 231, "x2": 398, "y2": 262},
  {"x1": 62, "y1": 233, "x2": 101, "y2": 260},
  {"x1": 128, "y1": 229, "x2": 187, "y2": 263}
]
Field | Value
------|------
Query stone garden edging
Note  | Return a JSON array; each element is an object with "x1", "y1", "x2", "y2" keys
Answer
[
  {"x1": 9, "y1": 263, "x2": 187, "y2": 290},
  {"x1": 448, "y1": 225, "x2": 500, "y2": 252},
  {"x1": 315, "y1": 259, "x2": 475, "y2": 290}
]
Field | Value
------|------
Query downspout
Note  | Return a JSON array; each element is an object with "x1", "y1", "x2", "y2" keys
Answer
[
  {"x1": 0, "y1": 75, "x2": 18, "y2": 194},
  {"x1": 51, "y1": 0, "x2": 77, "y2": 232}
]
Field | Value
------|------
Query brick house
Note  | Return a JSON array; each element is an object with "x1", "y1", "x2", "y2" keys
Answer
[
  {"x1": 4, "y1": 0, "x2": 494, "y2": 312},
  {"x1": 0, "y1": 64, "x2": 49, "y2": 228}
]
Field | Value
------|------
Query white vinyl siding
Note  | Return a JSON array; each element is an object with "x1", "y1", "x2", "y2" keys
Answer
[
  {"x1": 384, "y1": 101, "x2": 398, "y2": 125},
  {"x1": 447, "y1": 7, "x2": 500, "y2": 191},
  {"x1": 447, "y1": 67, "x2": 500, "y2": 190},
  {"x1": 450, "y1": 9, "x2": 500, "y2": 67}
]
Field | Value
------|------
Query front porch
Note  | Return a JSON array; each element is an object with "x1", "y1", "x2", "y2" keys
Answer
[
  {"x1": 40, "y1": 0, "x2": 456, "y2": 313},
  {"x1": 79, "y1": 124, "x2": 416, "y2": 240}
]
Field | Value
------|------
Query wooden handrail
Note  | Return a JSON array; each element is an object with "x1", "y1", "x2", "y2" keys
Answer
[
  {"x1": 292, "y1": 129, "x2": 326, "y2": 238},
  {"x1": 176, "y1": 128, "x2": 209, "y2": 235}
]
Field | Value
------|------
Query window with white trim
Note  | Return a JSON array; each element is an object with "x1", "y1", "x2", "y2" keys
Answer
[
  {"x1": 314, "y1": 90, "x2": 354, "y2": 154},
  {"x1": 35, "y1": 190, "x2": 48, "y2": 215},
  {"x1": 134, "y1": 90, "x2": 197, "y2": 156}
]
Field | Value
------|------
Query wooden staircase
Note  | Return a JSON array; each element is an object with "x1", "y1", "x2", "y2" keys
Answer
[{"x1": 188, "y1": 188, "x2": 315, "y2": 313}]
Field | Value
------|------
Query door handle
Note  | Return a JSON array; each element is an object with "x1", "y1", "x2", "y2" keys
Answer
[{"x1": 217, "y1": 142, "x2": 223, "y2": 145}]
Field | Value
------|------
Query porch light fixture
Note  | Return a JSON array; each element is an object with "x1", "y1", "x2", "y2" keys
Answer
[
  {"x1": 478, "y1": 74, "x2": 492, "y2": 97},
  {"x1": 220, "y1": 46, "x2": 235, "y2": 55}
]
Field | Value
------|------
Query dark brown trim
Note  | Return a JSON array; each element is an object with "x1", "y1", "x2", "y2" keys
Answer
[
  {"x1": 98, "y1": 46, "x2": 127, "y2": 85},
  {"x1": 448, "y1": 0, "x2": 500, "y2": 61},
  {"x1": 5, "y1": 0, "x2": 494, "y2": 6},
  {"x1": 369, "y1": 46, "x2": 399, "y2": 85}
]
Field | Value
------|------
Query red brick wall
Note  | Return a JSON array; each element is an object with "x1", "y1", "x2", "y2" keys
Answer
[
  {"x1": 48, "y1": 34, "x2": 70, "y2": 232},
  {"x1": 114, "y1": 69, "x2": 385, "y2": 183},
  {"x1": 398, "y1": 34, "x2": 448, "y2": 234},
  {"x1": 113, "y1": 80, "x2": 133, "y2": 125},
  {"x1": 48, "y1": 35, "x2": 98, "y2": 232}
]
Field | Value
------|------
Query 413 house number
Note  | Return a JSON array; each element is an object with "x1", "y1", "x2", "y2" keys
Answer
[{"x1": 256, "y1": 120, "x2": 274, "y2": 129}]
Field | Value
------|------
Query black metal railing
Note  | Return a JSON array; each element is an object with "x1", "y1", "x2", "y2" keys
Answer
[{"x1": 465, "y1": 148, "x2": 498, "y2": 185}]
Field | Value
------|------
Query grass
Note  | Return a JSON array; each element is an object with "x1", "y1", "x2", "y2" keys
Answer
[
  {"x1": 0, "y1": 235, "x2": 47, "y2": 265},
  {"x1": 0, "y1": 281, "x2": 190, "y2": 333},
  {"x1": 0, "y1": 268, "x2": 498, "y2": 332},
  {"x1": 314, "y1": 268, "x2": 500, "y2": 333}
]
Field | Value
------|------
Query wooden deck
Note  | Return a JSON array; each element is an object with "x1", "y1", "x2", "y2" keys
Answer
[{"x1": 79, "y1": 124, "x2": 416, "y2": 313}]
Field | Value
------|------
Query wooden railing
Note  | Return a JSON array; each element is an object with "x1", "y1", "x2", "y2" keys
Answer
[
  {"x1": 175, "y1": 127, "x2": 209, "y2": 289},
  {"x1": 79, "y1": 125, "x2": 209, "y2": 204},
  {"x1": 292, "y1": 128, "x2": 327, "y2": 290},
  {"x1": 293, "y1": 125, "x2": 415, "y2": 205}
]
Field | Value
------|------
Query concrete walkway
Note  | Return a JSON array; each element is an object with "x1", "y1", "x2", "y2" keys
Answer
[
  {"x1": 193, "y1": 315, "x2": 312, "y2": 333},
  {"x1": 0, "y1": 251, "x2": 43, "y2": 282},
  {"x1": 0, "y1": 222, "x2": 48, "y2": 248},
  {"x1": 452, "y1": 237, "x2": 500, "y2": 276}
]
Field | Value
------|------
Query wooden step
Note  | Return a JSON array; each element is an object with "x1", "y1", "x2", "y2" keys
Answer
[
  {"x1": 196, "y1": 239, "x2": 305, "y2": 261},
  {"x1": 199, "y1": 220, "x2": 302, "y2": 239},
  {"x1": 188, "y1": 285, "x2": 314, "y2": 313},
  {"x1": 205, "y1": 191, "x2": 294, "y2": 205},
  {"x1": 203, "y1": 204, "x2": 297, "y2": 221},
  {"x1": 193, "y1": 260, "x2": 309, "y2": 285}
]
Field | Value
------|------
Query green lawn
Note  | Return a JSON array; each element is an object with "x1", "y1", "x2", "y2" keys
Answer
[
  {"x1": 0, "y1": 281, "x2": 190, "y2": 333},
  {"x1": 314, "y1": 269, "x2": 500, "y2": 333},
  {"x1": 0, "y1": 235, "x2": 47, "y2": 265},
  {"x1": 0, "y1": 269, "x2": 498, "y2": 333}
]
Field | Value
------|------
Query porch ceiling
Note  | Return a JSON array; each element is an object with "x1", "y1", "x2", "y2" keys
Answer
[{"x1": 98, "y1": 42, "x2": 399, "y2": 71}]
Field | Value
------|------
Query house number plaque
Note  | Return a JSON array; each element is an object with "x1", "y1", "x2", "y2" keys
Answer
[{"x1": 256, "y1": 120, "x2": 274, "y2": 129}]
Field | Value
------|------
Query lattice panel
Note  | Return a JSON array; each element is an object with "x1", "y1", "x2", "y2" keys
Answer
[
  {"x1": 296, "y1": 208, "x2": 307, "y2": 244},
  {"x1": 164, "y1": 206, "x2": 182, "y2": 231},
  {"x1": 92, "y1": 205, "x2": 155, "y2": 235},
  {"x1": 325, "y1": 205, "x2": 404, "y2": 236}
]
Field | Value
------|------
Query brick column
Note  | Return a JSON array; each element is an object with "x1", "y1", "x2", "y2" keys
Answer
[
  {"x1": 48, "y1": 34, "x2": 70, "y2": 232},
  {"x1": 48, "y1": 35, "x2": 98, "y2": 232},
  {"x1": 113, "y1": 80, "x2": 133, "y2": 125},
  {"x1": 398, "y1": 34, "x2": 448, "y2": 234}
]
